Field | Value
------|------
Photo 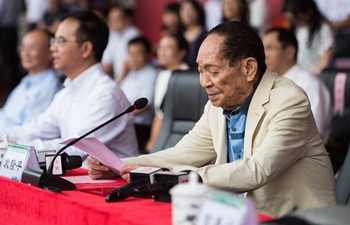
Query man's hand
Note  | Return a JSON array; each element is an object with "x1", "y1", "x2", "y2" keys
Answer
[
  {"x1": 120, "y1": 165, "x2": 142, "y2": 182},
  {"x1": 87, "y1": 156, "x2": 117, "y2": 179}
]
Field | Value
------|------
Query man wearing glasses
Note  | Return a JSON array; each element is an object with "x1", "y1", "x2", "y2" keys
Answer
[{"x1": 0, "y1": 11, "x2": 139, "y2": 163}]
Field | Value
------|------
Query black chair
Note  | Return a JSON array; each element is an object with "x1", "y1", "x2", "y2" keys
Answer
[
  {"x1": 151, "y1": 69, "x2": 208, "y2": 153},
  {"x1": 320, "y1": 69, "x2": 350, "y2": 171}
]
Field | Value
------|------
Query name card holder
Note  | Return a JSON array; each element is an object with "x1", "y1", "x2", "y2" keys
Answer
[
  {"x1": 195, "y1": 189, "x2": 258, "y2": 225},
  {"x1": 0, "y1": 143, "x2": 40, "y2": 181},
  {"x1": 0, "y1": 134, "x2": 9, "y2": 166}
]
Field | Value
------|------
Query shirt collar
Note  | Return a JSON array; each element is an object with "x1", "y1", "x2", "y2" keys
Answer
[
  {"x1": 22, "y1": 69, "x2": 55, "y2": 88},
  {"x1": 63, "y1": 63, "x2": 101, "y2": 88}
]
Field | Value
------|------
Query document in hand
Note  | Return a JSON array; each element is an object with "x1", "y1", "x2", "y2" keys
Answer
[{"x1": 60, "y1": 137, "x2": 125, "y2": 173}]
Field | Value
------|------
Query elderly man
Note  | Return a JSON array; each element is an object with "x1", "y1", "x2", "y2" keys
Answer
[
  {"x1": 0, "y1": 11, "x2": 139, "y2": 162},
  {"x1": 88, "y1": 21, "x2": 336, "y2": 217},
  {"x1": 0, "y1": 29, "x2": 62, "y2": 128}
]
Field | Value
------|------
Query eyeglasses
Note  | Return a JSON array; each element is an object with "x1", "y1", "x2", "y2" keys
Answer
[
  {"x1": 264, "y1": 45, "x2": 285, "y2": 52},
  {"x1": 50, "y1": 37, "x2": 86, "y2": 46}
]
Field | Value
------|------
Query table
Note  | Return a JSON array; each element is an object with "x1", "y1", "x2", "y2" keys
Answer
[{"x1": 0, "y1": 169, "x2": 274, "y2": 225}]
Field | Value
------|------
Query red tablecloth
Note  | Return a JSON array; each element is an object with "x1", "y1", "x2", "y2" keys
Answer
[{"x1": 0, "y1": 169, "x2": 274, "y2": 225}]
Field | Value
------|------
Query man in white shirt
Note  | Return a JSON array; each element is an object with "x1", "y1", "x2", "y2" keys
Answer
[
  {"x1": 102, "y1": 5, "x2": 140, "y2": 79},
  {"x1": 0, "y1": 29, "x2": 62, "y2": 128},
  {"x1": 119, "y1": 37, "x2": 157, "y2": 153},
  {"x1": 262, "y1": 27, "x2": 332, "y2": 143},
  {"x1": 0, "y1": 11, "x2": 139, "y2": 161}
]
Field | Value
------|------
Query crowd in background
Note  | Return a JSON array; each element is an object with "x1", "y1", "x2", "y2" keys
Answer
[{"x1": 0, "y1": 0, "x2": 350, "y2": 155}]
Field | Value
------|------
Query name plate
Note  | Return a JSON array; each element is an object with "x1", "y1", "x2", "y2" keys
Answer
[
  {"x1": 195, "y1": 189, "x2": 258, "y2": 225},
  {"x1": 0, "y1": 149, "x2": 5, "y2": 167},
  {"x1": 0, "y1": 135, "x2": 9, "y2": 166},
  {"x1": 0, "y1": 143, "x2": 40, "y2": 181}
]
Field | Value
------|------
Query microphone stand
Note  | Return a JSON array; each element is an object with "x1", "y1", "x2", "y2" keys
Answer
[{"x1": 21, "y1": 98, "x2": 148, "y2": 191}]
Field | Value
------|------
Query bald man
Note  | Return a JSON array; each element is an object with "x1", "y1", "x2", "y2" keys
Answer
[{"x1": 0, "y1": 29, "x2": 62, "y2": 128}]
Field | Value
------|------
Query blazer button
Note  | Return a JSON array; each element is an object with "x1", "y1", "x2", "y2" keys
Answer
[{"x1": 232, "y1": 127, "x2": 236, "y2": 132}]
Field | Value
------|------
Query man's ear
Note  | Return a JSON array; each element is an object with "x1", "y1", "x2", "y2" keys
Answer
[
  {"x1": 241, "y1": 57, "x2": 258, "y2": 82},
  {"x1": 285, "y1": 45, "x2": 296, "y2": 62},
  {"x1": 81, "y1": 41, "x2": 93, "y2": 59}
]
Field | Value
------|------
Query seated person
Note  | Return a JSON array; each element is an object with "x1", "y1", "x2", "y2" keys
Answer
[
  {"x1": 88, "y1": 21, "x2": 336, "y2": 218},
  {"x1": 0, "y1": 29, "x2": 62, "y2": 128},
  {"x1": 118, "y1": 36, "x2": 157, "y2": 153},
  {"x1": 262, "y1": 27, "x2": 332, "y2": 144},
  {"x1": 0, "y1": 11, "x2": 139, "y2": 162},
  {"x1": 145, "y1": 33, "x2": 189, "y2": 152},
  {"x1": 102, "y1": 4, "x2": 141, "y2": 79}
]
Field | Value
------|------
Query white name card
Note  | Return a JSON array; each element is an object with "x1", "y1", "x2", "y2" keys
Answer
[
  {"x1": 0, "y1": 144, "x2": 40, "y2": 181},
  {"x1": 195, "y1": 189, "x2": 258, "y2": 225}
]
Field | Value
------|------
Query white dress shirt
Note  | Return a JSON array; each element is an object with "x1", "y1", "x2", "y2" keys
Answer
[
  {"x1": 102, "y1": 26, "x2": 140, "y2": 79},
  {"x1": 0, "y1": 64, "x2": 139, "y2": 160},
  {"x1": 283, "y1": 64, "x2": 332, "y2": 143},
  {"x1": 120, "y1": 64, "x2": 157, "y2": 125},
  {"x1": 0, "y1": 69, "x2": 62, "y2": 128}
]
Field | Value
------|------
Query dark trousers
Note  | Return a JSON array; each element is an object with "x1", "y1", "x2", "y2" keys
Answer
[
  {"x1": 134, "y1": 124, "x2": 151, "y2": 154},
  {"x1": 0, "y1": 27, "x2": 21, "y2": 93}
]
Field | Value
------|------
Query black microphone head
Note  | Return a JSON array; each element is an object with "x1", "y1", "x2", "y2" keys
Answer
[{"x1": 134, "y1": 98, "x2": 148, "y2": 110}]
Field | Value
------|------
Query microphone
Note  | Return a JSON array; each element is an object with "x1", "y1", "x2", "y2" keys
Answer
[
  {"x1": 105, "y1": 180, "x2": 147, "y2": 202},
  {"x1": 21, "y1": 98, "x2": 148, "y2": 191},
  {"x1": 47, "y1": 97, "x2": 148, "y2": 175}
]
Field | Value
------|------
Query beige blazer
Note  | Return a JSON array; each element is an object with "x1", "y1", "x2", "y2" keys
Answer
[{"x1": 123, "y1": 71, "x2": 336, "y2": 217}]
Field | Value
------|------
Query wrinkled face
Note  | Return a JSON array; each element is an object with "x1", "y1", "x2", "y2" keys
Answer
[
  {"x1": 20, "y1": 31, "x2": 52, "y2": 74},
  {"x1": 262, "y1": 31, "x2": 288, "y2": 75},
  {"x1": 180, "y1": 2, "x2": 198, "y2": 27},
  {"x1": 197, "y1": 34, "x2": 254, "y2": 111},
  {"x1": 128, "y1": 43, "x2": 149, "y2": 71},
  {"x1": 50, "y1": 18, "x2": 86, "y2": 77},
  {"x1": 157, "y1": 36, "x2": 183, "y2": 69},
  {"x1": 108, "y1": 8, "x2": 127, "y2": 32},
  {"x1": 223, "y1": 0, "x2": 244, "y2": 21}
]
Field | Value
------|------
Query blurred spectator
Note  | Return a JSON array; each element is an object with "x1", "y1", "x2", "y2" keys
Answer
[
  {"x1": 119, "y1": 37, "x2": 157, "y2": 153},
  {"x1": 222, "y1": 0, "x2": 249, "y2": 25},
  {"x1": 0, "y1": 0, "x2": 23, "y2": 93},
  {"x1": 263, "y1": 27, "x2": 332, "y2": 143},
  {"x1": 0, "y1": 29, "x2": 62, "y2": 128},
  {"x1": 179, "y1": 0, "x2": 207, "y2": 68},
  {"x1": 204, "y1": 0, "x2": 223, "y2": 31},
  {"x1": 112, "y1": 0, "x2": 136, "y2": 10},
  {"x1": 248, "y1": 0, "x2": 269, "y2": 35},
  {"x1": 63, "y1": 0, "x2": 88, "y2": 11},
  {"x1": 146, "y1": 33, "x2": 189, "y2": 153},
  {"x1": 161, "y1": 2, "x2": 183, "y2": 36},
  {"x1": 37, "y1": 0, "x2": 69, "y2": 34},
  {"x1": 25, "y1": 0, "x2": 48, "y2": 30},
  {"x1": 283, "y1": 0, "x2": 334, "y2": 76},
  {"x1": 102, "y1": 4, "x2": 141, "y2": 79},
  {"x1": 315, "y1": 0, "x2": 350, "y2": 57},
  {"x1": 0, "y1": 11, "x2": 139, "y2": 161}
]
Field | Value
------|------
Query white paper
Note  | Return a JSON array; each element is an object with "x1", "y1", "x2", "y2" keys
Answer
[
  {"x1": 62, "y1": 175, "x2": 116, "y2": 184},
  {"x1": 60, "y1": 137, "x2": 125, "y2": 172}
]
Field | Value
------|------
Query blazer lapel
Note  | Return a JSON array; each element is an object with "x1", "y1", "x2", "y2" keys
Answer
[{"x1": 244, "y1": 71, "x2": 277, "y2": 156}]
